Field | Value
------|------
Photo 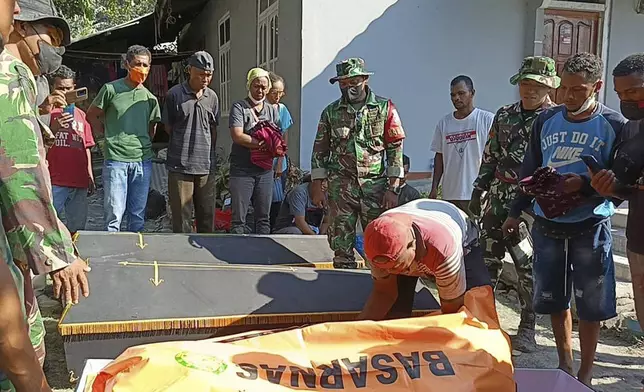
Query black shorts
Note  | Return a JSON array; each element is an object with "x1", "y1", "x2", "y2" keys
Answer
[{"x1": 385, "y1": 244, "x2": 492, "y2": 319}]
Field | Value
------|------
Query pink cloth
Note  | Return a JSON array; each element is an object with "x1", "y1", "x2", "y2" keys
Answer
[{"x1": 251, "y1": 121, "x2": 287, "y2": 170}]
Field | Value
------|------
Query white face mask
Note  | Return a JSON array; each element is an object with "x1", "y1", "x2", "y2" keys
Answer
[
  {"x1": 571, "y1": 92, "x2": 597, "y2": 116},
  {"x1": 248, "y1": 93, "x2": 264, "y2": 105}
]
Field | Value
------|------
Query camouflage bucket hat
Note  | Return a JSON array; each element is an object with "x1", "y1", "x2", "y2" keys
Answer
[
  {"x1": 329, "y1": 57, "x2": 373, "y2": 84},
  {"x1": 510, "y1": 56, "x2": 561, "y2": 89}
]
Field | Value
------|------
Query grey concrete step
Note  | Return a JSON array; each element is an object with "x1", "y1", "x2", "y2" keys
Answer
[
  {"x1": 611, "y1": 201, "x2": 628, "y2": 229},
  {"x1": 611, "y1": 226, "x2": 628, "y2": 257}
]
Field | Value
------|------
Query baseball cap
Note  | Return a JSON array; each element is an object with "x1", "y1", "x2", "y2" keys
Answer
[
  {"x1": 364, "y1": 214, "x2": 414, "y2": 264},
  {"x1": 188, "y1": 51, "x2": 215, "y2": 72}
]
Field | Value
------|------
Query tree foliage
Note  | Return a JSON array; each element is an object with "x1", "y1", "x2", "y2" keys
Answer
[{"x1": 53, "y1": 0, "x2": 156, "y2": 40}]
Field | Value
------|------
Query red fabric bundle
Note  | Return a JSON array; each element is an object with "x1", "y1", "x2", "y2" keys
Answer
[
  {"x1": 519, "y1": 166, "x2": 584, "y2": 219},
  {"x1": 250, "y1": 121, "x2": 287, "y2": 170}
]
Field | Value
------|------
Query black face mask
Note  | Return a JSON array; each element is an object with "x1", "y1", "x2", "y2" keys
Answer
[
  {"x1": 36, "y1": 40, "x2": 65, "y2": 75},
  {"x1": 341, "y1": 83, "x2": 367, "y2": 103},
  {"x1": 620, "y1": 100, "x2": 644, "y2": 121}
]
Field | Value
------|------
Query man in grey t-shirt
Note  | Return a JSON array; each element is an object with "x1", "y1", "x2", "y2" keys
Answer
[
  {"x1": 162, "y1": 51, "x2": 219, "y2": 233},
  {"x1": 273, "y1": 181, "x2": 328, "y2": 235}
]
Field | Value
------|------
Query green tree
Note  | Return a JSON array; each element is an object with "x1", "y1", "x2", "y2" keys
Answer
[{"x1": 54, "y1": 0, "x2": 156, "y2": 40}]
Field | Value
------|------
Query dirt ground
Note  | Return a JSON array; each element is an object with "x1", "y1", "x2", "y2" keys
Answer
[{"x1": 42, "y1": 187, "x2": 644, "y2": 392}]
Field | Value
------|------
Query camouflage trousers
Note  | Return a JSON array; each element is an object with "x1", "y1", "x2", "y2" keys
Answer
[
  {"x1": 0, "y1": 219, "x2": 45, "y2": 392},
  {"x1": 481, "y1": 180, "x2": 534, "y2": 314},
  {"x1": 327, "y1": 177, "x2": 385, "y2": 265}
]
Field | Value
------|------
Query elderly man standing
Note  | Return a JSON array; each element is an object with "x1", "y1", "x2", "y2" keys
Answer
[
  {"x1": 470, "y1": 56, "x2": 559, "y2": 354},
  {"x1": 1, "y1": 0, "x2": 91, "y2": 377},
  {"x1": 311, "y1": 58, "x2": 405, "y2": 269},
  {"x1": 163, "y1": 51, "x2": 219, "y2": 233}
]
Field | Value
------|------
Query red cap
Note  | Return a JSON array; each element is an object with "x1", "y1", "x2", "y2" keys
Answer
[{"x1": 364, "y1": 214, "x2": 413, "y2": 265}]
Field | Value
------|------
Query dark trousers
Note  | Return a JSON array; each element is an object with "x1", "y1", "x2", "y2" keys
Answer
[
  {"x1": 230, "y1": 171, "x2": 273, "y2": 234},
  {"x1": 385, "y1": 244, "x2": 492, "y2": 319},
  {"x1": 168, "y1": 171, "x2": 215, "y2": 233}
]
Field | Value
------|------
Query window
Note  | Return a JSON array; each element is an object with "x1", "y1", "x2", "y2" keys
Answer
[
  {"x1": 257, "y1": 0, "x2": 278, "y2": 72},
  {"x1": 218, "y1": 13, "x2": 231, "y2": 115}
]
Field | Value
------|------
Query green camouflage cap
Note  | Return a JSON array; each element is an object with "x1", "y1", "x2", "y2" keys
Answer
[
  {"x1": 510, "y1": 56, "x2": 560, "y2": 89},
  {"x1": 329, "y1": 57, "x2": 373, "y2": 84}
]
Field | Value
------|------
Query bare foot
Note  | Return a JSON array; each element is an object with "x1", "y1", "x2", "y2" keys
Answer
[
  {"x1": 558, "y1": 365, "x2": 573, "y2": 376},
  {"x1": 577, "y1": 373, "x2": 593, "y2": 389}
]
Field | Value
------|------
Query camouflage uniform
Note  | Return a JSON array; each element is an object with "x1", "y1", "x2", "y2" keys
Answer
[
  {"x1": 0, "y1": 49, "x2": 77, "y2": 378},
  {"x1": 311, "y1": 58, "x2": 405, "y2": 268},
  {"x1": 472, "y1": 56, "x2": 559, "y2": 352}
]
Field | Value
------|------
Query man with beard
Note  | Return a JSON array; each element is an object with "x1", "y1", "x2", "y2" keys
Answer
[
  {"x1": 470, "y1": 56, "x2": 558, "y2": 354},
  {"x1": 589, "y1": 53, "x2": 644, "y2": 336},
  {"x1": 311, "y1": 58, "x2": 405, "y2": 269},
  {"x1": 504, "y1": 53, "x2": 627, "y2": 386},
  {"x1": 0, "y1": 0, "x2": 91, "y2": 381}
]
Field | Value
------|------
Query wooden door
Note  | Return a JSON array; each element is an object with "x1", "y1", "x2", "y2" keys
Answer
[{"x1": 543, "y1": 10, "x2": 600, "y2": 104}]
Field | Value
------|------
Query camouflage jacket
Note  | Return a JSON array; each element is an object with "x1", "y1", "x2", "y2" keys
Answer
[
  {"x1": 311, "y1": 89, "x2": 405, "y2": 185},
  {"x1": 473, "y1": 100, "x2": 555, "y2": 191},
  {"x1": 0, "y1": 50, "x2": 75, "y2": 275}
]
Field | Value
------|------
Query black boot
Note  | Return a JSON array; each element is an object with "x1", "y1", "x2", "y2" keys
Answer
[
  {"x1": 333, "y1": 257, "x2": 358, "y2": 269},
  {"x1": 511, "y1": 309, "x2": 537, "y2": 354}
]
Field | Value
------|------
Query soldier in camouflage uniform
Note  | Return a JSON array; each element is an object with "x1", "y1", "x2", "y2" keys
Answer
[
  {"x1": 469, "y1": 56, "x2": 559, "y2": 353},
  {"x1": 0, "y1": 2, "x2": 90, "y2": 386},
  {"x1": 311, "y1": 58, "x2": 405, "y2": 269},
  {"x1": 0, "y1": 2, "x2": 52, "y2": 390}
]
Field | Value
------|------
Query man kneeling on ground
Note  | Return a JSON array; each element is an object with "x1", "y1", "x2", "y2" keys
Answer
[
  {"x1": 358, "y1": 199, "x2": 491, "y2": 320},
  {"x1": 272, "y1": 177, "x2": 329, "y2": 235}
]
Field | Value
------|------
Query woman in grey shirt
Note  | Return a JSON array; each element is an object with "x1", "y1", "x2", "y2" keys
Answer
[{"x1": 228, "y1": 68, "x2": 281, "y2": 234}]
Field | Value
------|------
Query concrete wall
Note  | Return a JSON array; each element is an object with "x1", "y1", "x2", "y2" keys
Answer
[
  {"x1": 605, "y1": 0, "x2": 644, "y2": 110},
  {"x1": 180, "y1": 0, "x2": 303, "y2": 162},
  {"x1": 299, "y1": 0, "x2": 539, "y2": 173}
]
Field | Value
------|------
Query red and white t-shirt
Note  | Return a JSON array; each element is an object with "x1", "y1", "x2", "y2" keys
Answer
[
  {"x1": 430, "y1": 108, "x2": 494, "y2": 200},
  {"x1": 370, "y1": 200, "x2": 470, "y2": 300},
  {"x1": 47, "y1": 107, "x2": 95, "y2": 188}
]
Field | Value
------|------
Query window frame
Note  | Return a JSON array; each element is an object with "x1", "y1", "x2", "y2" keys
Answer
[
  {"x1": 256, "y1": 0, "x2": 279, "y2": 72},
  {"x1": 218, "y1": 12, "x2": 232, "y2": 116}
]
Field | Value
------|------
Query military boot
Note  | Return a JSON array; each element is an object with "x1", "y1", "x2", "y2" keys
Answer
[
  {"x1": 333, "y1": 256, "x2": 358, "y2": 269},
  {"x1": 511, "y1": 309, "x2": 537, "y2": 354}
]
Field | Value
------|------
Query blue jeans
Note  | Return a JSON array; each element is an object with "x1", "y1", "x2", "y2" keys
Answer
[
  {"x1": 52, "y1": 185, "x2": 88, "y2": 233},
  {"x1": 532, "y1": 220, "x2": 617, "y2": 322},
  {"x1": 103, "y1": 159, "x2": 152, "y2": 232}
]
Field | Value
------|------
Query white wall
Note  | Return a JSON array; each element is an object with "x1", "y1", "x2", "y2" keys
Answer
[
  {"x1": 605, "y1": 0, "x2": 644, "y2": 110},
  {"x1": 299, "y1": 0, "x2": 534, "y2": 172}
]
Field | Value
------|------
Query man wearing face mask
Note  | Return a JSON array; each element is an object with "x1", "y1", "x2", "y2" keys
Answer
[
  {"x1": 0, "y1": 1, "x2": 54, "y2": 391},
  {"x1": 13, "y1": 0, "x2": 70, "y2": 132},
  {"x1": 1, "y1": 0, "x2": 91, "y2": 376},
  {"x1": 589, "y1": 53, "x2": 644, "y2": 338},
  {"x1": 87, "y1": 45, "x2": 162, "y2": 233},
  {"x1": 469, "y1": 56, "x2": 558, "y2": 354},
  {"x1": 311, "y1": 58, "x2": 405, "y2": 269},
  {"x1": 504, "y1": 53, "x2": 627, "y2": 386}
]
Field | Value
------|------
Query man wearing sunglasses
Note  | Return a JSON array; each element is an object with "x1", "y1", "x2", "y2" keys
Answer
[{"x1": 358, "y1": 199, "x2": 491, "y2": 320}]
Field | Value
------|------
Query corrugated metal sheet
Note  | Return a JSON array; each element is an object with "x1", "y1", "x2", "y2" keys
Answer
[{"x1": 151, "y1": 161, "x2": 168, "y2": 196}]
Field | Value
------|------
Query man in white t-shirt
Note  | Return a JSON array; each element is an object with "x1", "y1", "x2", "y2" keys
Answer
[{"x1": 429, "y1": 76, "x2": 494, "y2": 212}]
